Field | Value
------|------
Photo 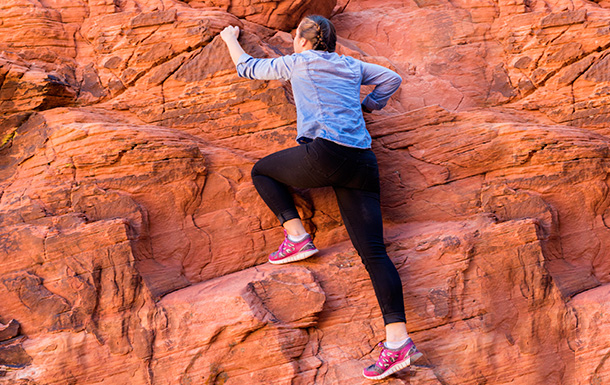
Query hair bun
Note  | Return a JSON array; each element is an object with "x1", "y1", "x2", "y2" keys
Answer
[{"x1": 299, "y1": 15, "x2": 336, "y2": 52}]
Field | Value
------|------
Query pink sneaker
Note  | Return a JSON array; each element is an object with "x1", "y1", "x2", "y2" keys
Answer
[
  {"x1": 362, "y1": 338, "x2": 423, "y2": 380},
  {"x1": 268, "y1": 230, "x2": 319, "y2": 264}
]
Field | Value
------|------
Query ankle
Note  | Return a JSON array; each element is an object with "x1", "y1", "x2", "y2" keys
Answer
[
  {"x1": 287, "y1": 232, "x2": 309, "y2": 242},
  {"x1": 282, "y1": 218, "x2": 307, "y2": 238},
  {"x1": 384, "y1": 338, "x2": 409, "y2": 350},
  {"x1": 385, "y1": 322, "x2": 409, "y2": 342}
]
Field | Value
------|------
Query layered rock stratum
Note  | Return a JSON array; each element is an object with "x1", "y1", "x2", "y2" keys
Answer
[{"x1": 1, "y1": 0, "x2": 610, "y2": 384}]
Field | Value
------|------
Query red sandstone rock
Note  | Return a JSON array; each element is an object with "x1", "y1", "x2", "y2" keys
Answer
[
  {"x1": 2, "y1": 0, "x2": 610, "y2": 384},
  {"x1": 184, "y1": 0, "x2": 335, "y2": 31},
  {"x1": 0, "y1": 320, "x2": 20, "y2": 342},
  {"x1": 569, "y1": 283, "x2": 610, "y2": 385}
]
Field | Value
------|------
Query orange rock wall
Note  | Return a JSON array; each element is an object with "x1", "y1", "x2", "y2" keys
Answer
[{"x1": 1, "y1": 0, "x2": 610, "y2": 384}]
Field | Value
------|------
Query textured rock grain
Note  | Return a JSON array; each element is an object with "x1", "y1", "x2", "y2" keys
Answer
[{"x1": 1, "y1": 0, "x2": 610, "y2": 384}]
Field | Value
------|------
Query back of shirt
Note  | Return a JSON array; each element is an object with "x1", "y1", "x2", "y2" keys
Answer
[{"x1": 237, "y1": 50, "x2": 401, "y2": 149}]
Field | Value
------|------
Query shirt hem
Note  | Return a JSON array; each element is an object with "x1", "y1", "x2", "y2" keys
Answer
[{"x1": 297, "y1": 134, "x2": 371, "y2": 149}]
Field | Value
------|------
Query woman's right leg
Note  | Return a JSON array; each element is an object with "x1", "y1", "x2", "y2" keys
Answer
[
  {"x1": 334, "y1": 186, "x2": 424, "y2": 380},
  {"x1": 333, "y1": 186, "x2": 406, "y2": 325}
]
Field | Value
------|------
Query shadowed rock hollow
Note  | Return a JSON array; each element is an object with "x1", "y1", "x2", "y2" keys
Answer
[{"x1": 1, "y1": 0, "x2": 610, "y2": 384}]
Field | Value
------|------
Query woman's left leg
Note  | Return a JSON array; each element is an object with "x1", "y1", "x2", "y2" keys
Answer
[
  {"x1": 250, "y1": 145, "x2": 312, "y2": 226},
  {"x1": 250, "y1": 140, "x2": 338, "y2": 263}
]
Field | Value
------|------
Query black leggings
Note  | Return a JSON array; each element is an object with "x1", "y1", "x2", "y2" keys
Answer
[{"x1": 251, "y1": 138, "x2": 406, "y2": 325}]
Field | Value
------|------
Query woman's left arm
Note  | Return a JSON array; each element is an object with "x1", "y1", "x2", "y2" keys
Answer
[
  {"x1": 220, "y1": 26, "x2": 294, "y2": 81},
  {"x1": 220, "y1": 26, "x2": 246, "y2": 65}
]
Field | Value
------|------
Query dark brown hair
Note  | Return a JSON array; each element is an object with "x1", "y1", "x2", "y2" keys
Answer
[{"x1": 298, "y1": 15, "x2": 337, "y2": 52}]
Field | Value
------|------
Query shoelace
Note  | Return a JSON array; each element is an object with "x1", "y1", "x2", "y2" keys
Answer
[
  {"x1": 277, "y1": 238, "x2": 296, "y2": 256},
  {"x1": 375, "y1": 342, "x2": 398, "y2": 369}
]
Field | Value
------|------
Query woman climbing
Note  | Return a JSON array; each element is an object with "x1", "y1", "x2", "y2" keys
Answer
[{"x1": 220, "y1": 15, "x2": 422, "y2": 380}]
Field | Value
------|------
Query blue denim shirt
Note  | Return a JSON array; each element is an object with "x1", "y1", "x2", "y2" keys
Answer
[{"x1": 236, "y1": 50, "x2": 402, "y2": 149}]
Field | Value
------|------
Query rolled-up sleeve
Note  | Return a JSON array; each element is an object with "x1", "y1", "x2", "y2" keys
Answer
[
  {"x1": 360, "y1": 61, "x2": 402, "y2": 111},
  {"x1": 236, "y1": 53, "x2": 295, "y2": 81}
]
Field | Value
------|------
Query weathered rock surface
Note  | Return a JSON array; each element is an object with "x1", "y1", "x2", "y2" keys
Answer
[{"x1": 1, "y1": 0, "x2": 610, "y2": 384}]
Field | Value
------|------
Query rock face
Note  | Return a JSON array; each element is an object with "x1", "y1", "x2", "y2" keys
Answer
[{"x1": 1, "y1": 0, "x2": 610, "y2": 384}]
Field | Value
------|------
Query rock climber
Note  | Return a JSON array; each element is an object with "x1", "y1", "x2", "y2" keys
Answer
[{"x1": 220, "y1": 15, "x2": 422, "y2": 380}]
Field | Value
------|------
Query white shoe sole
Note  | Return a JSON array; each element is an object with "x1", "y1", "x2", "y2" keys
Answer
[
  {"x1": 268, "y1": 248, "x2": 319, "y2": 264},
  {"x1": 363, "y1": 352, "x2": 423, "y2": 380}
]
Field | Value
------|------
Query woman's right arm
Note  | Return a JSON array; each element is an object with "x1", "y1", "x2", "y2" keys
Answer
[{"x1": 360, "y1": 61, "x2": 402, "y2": 111}]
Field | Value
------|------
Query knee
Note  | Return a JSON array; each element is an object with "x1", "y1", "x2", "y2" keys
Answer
[
  {"x1": 356, "y1": 242, "x2": 388, "y2": 263},
  {"x1": 359, "y1": 251, "x2": 393, "y2": 270},
  {"x1": 251, "y1": 160, "x2": 263, "y2": 179}
]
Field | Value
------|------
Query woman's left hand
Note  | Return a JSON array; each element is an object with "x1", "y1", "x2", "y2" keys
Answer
[{"x1": 220, "y1": 25, "x2": 240, "y2": 42}]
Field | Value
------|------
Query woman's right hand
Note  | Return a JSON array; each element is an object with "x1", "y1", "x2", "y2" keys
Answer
[{"x1": 220, "y1": 25, "x2": 240, "y2": 42}]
